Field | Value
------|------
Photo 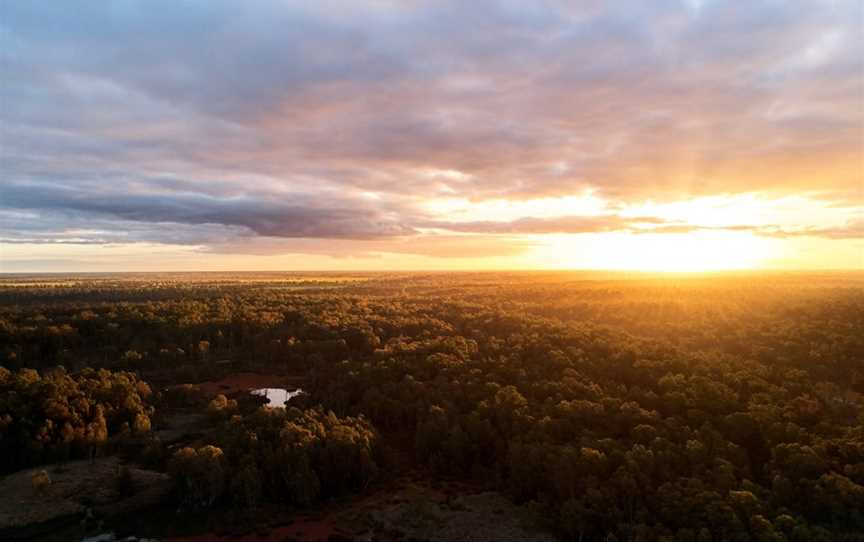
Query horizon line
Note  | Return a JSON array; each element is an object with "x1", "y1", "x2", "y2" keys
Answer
[{"x1": 2, "y1": 268, "x2": 862, "y2": 276}]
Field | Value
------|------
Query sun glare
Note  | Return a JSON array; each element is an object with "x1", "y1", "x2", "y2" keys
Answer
[{"x1": 534, "y1": 231, "x2": 777, "y2": 271}]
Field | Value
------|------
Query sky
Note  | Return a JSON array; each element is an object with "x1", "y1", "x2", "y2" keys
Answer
[{"x1": 1, "y1": 0, "x2": 862, "y2": 272}]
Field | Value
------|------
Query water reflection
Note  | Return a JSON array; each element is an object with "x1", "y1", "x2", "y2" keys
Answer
[{"x1": 250, "y1": 387, "x2": 304, "y2": 407}]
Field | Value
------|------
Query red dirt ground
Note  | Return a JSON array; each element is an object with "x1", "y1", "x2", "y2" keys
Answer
[{"x1": 196, "y1": 372, "x2": 305, "y2": 396}]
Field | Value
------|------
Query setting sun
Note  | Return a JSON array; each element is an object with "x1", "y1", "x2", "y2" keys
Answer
[{"x1": 534, "y1": 231, "x2": 777, "y2": 272}]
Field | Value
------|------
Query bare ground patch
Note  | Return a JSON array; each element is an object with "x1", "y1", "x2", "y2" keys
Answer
[
  {"x1": 195, "y1": 372, "x2": 305, "y2": 397},
  {"x1": 0, "y1": 457, "x2": 171, "y2": 538}
]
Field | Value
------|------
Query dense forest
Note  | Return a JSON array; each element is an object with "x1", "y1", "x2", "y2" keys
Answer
[{"x1": 0, "y1": 272, "x2": 862, "y2": 541}]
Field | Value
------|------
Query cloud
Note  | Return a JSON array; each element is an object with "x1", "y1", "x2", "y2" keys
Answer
[
  {"x1": 422, "y1": 216, "x2": 864, "y2": 240},
  {"x1": 754, "y1": 220, "x2": 864, "y2": 240},
  {"x1": 0, "y1": 0, "x2": 860, "y2": 263},
  {"x1": 1, "y1": 181, "x2": 414, "y2": 240},
  {"x1": 423, "y1": 215, "x2": 666, "y2": 234},
  {"x1": 646, "y1": 221, "x2": 864, "y2": 240},
  {"x1": 204, "y1": 234, "x2": 536, "y2": 259}
]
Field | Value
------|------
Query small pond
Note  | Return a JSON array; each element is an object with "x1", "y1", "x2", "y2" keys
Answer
[{"x1": 250, "y1": 387, "x2": 304, "y2": 407}]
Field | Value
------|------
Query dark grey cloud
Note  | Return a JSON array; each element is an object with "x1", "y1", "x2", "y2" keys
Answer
[
  {"x1": 0, "y1": 208, "x2": 250, "y2": 246},
  {"x1": 1, "y1": 181, "x2": 414, "y2": 240}
]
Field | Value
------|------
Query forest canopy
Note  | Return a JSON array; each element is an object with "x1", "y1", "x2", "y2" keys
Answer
[{"x1": 0, "y1": 272, "x2": 862, "y2": 541}]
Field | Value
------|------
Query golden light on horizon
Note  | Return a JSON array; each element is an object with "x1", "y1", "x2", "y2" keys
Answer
[
  {"x1": 533, "y1": 231, "x2": 779, "y2": 272},
  {"x1": 414, "y1": 192, "x2": 859, "y2": 272}
]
